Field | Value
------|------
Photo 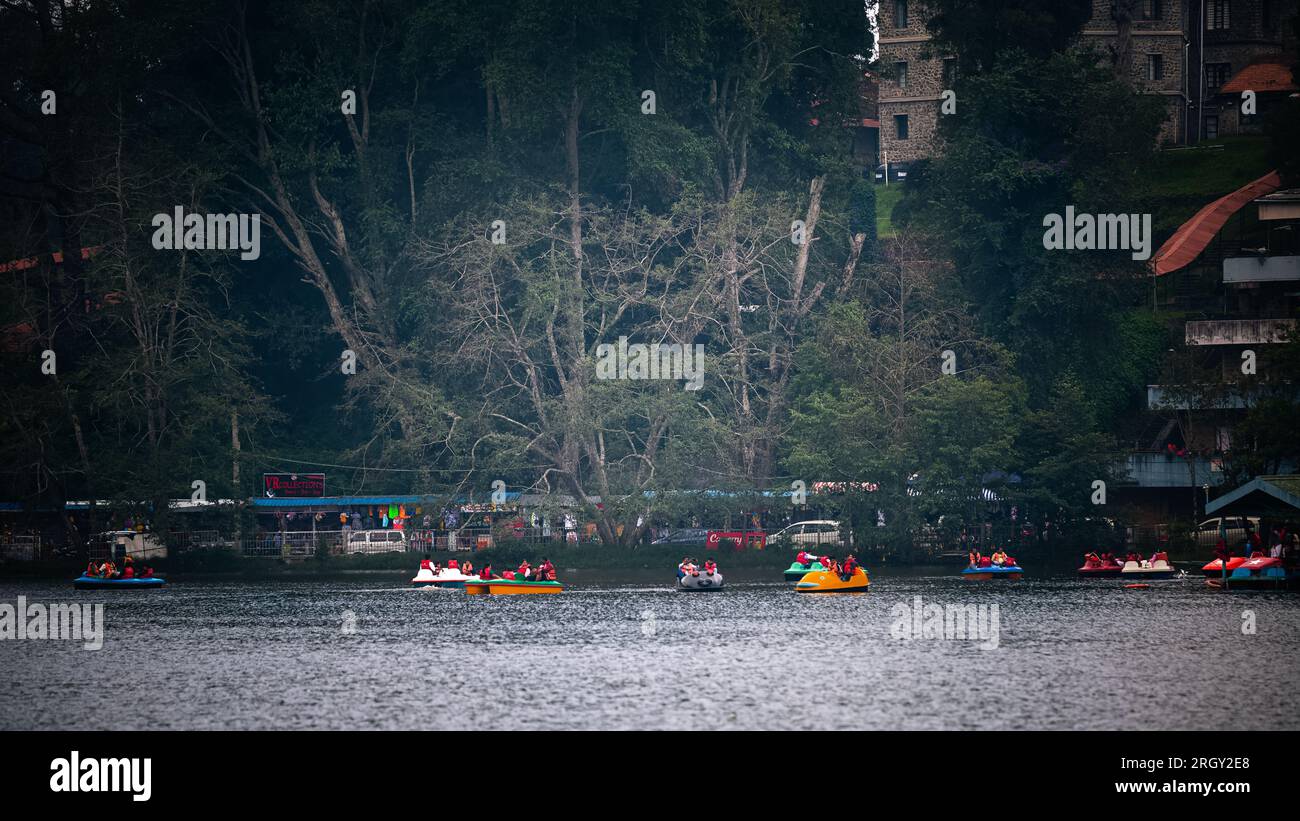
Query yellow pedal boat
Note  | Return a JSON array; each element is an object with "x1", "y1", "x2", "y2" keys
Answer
[
  {"x1": 794, "y1": 567, "x2": 869, "y2": 593},
  {"x1": 464, "y1": 578, "x2": 564, "y2": 595}
]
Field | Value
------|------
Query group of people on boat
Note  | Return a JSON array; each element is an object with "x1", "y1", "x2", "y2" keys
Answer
[
  {"x1": 1081, "y1": 550, "x2": 1168, "y2": 569},
  {"x1": 417, "y1": 556, "x2": 558, "y2": 582},
  {"x1": 793, "y1": 550, "x2": 860, "y2": 581},
  {"x1": 677, "y1": 557, "x2": 719, "y2": 576},
  {"x1": 967, "y1": 548, "x2": 1017, "y2": 569},
  {"x1": 418, "y1": 556, "x2": 477, "y2": 577},
  {"x1": 83, "y1": 555, "x2": 155, "y2": 580}
]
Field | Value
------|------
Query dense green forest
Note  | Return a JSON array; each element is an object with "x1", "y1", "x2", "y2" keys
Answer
[{"x1": 2, "y1": 0, "x2": 1297, "y2": 551}]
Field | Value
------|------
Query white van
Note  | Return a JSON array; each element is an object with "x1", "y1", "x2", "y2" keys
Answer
[
  {"x1": 769, "y1": 520, "x2": 851, "y2": 549},
  {"x1": 345, "y1": 529, "x2": 408, "y2": 554}
]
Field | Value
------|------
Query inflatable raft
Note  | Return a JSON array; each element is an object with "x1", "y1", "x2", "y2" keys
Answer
[
  {"x1": 678, "y1": 569, "x2": 724, "y2": 591},
  {"x1": 411, "y1": 567, "x2": 479, "y2": 589},
  {"x1": 464, "y1": 578, "x2": 563, "y2": 595},
  {"x1": 74, "y1": 575, "x2": 165, "y2": 590},
  {"x1": 1119, "y1": 557, "x2": 1177, "y2": 580},
  {"x1": 784, "y1": 561, "x2": 827, "y2": 582},
  {"x1": 962, "y1": 564, "x2": 1022, "y2": 580},
  {"x1": 794, "y1": 567, "x2": 869, "y2": 593}
]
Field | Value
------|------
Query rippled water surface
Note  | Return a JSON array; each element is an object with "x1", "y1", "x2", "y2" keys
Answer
[{"x1": 2, "y1": 568, "x2": 1297, "y2": 730}]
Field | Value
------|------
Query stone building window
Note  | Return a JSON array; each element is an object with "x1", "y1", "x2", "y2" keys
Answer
[
  {"x1": 1147, "y1": 54, "x2": 1163, "y2": 81},
  {"x1": 1206, "y1": 0, "x2": 1230, "y2": 30},
  {"x1": 895, "y1": 61, "x2": 908, "y2": 89},
  {"x1": 1140, "y1": 0, "x2": 1161, "y2": 20},
  {"x1": 942, "y1": 58, "x2": 957, "y2": 87},
  {"x1": 895, "y1": 114, "x2": 909, "y2": 140},
  {"x1": 1205, "y1": 62, "x2": 1231, "y2": 92},
  {"x1": 895, "y1": 0, "x2": 908, "y2": 28},
  {"x1": 1205, "y1": 114, "x2": 1218, "y2": 139}
]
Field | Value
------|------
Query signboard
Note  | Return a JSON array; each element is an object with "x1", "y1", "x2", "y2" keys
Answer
[
  {"x1": 705, "y1": 531, "x2": 767, "y2": 550},
  {"x1": 262, "y1": 473, "x2": 325, "y2": 498}
]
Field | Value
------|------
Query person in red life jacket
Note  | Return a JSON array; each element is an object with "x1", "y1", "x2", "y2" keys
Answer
[
  {"x1": 502, "y1": 570, "x2": 515, "y2": 580},
  {"x1": 841, "y1": 554, "x2": 859, "y2": 581},
  {"x1": 1150, "y1": 551, "x2": 1168, "y2": 564},
  {"x1": 538, "y1": 558, "x2": 556, "y2": 581},
  {"x1": 968, "y1": 549, "x2": 979, "y2": 568},
  {"x1": 978, "y1": 555, "x2": 992, "y2": 568},
  {"x1": 462, "y1": 560, "x2": 474, "y2": 577},
  {"x1": 480, "y1": 563, "x2": 493, "y2": 580},
  {"x1": 819, "y1": 555, "x2": 832, "y2": 570},
  {"x1": 448, "y1": 558, "x2": 459, "y2": 571},
  {"x1": 796, "y1": 550, "x2": 814, "y2": 568},
  {"x1": 518, "y1": 560, "x2": 532, "y2": 580},
  {"x1": 1125, "y1": 550, "x2": 1140, "y2": 564},
  {"x1": 142, "y1": 566, "x2": 154, "y2": 578},
  {"x1": 122, "y1": 562, "x2": 135, "y2": 578},
  {"x1": 702, "y1": 558, "x2": 717, "y2": 575},
  {"x1": 84, "y1": 561, "x2": 100, "y2": 578}
]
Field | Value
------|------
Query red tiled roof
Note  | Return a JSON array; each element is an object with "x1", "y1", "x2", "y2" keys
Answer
[
  {"x1": 1150, "y1": 170, "x2": 1282, "y2": 276},
  {"x1": 1220, "y1": 57, "x2": 1297, "y2": 95}
]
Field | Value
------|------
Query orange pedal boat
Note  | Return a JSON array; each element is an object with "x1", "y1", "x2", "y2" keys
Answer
[{"x1": 794, "y1": 567, "x2": 870, "y2": 593}]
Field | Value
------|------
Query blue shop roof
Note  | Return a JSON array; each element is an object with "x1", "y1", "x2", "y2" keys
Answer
[{"x1": 251, "y1": 493, "x2": 521, "y2": 508}]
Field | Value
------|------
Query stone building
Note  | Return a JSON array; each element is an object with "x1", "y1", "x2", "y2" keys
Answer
[
  {"x1": 876, "y1": 0, "x2": 952, "y2": 164},
  {"x1": 877, "y1": 0, "x2": 1298, "y2": 164},
  {"x1": 1080, "y1": 0, "x2": 1191, "y2": 145},
  {"x1": 1189, "y1": 0, "x2": 1298, "y2": 139}
]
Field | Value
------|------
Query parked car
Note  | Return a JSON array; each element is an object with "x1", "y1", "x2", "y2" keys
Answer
[
  {"x1": 346, "y1": 529, "x2": 408, "y2": 554},
  {"x1": 872, "y1": 161, "x2": 911, "y2": 183},
  {"x1": 651, "y1": 528, "x2": 710, "y2": 546},
  {"x1": 1194, "y1": 516, "x2": 1261, "y2": 549},
  {"x1": 768, "y1": 520, "x2": 851, "y2": 549}
]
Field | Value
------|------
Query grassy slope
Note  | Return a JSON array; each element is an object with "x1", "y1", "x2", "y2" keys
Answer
[
  {"x1": 1140, "y1": 136, "x2": 1273, "y2": 239},
  {"x1": 875, "y1": 183, "x2": 904, "y2": 239}
]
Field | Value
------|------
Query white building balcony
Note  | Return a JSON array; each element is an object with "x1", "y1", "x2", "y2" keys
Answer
[
  {"x1": 1185, "y1": 318, "x2": 1296, "y2": 345},
  {"x1": 1224, "y1": 254, "x2": 1300, "y2": 283}
]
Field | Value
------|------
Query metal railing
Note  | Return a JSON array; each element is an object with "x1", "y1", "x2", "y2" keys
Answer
[{"x1": 0, "y1": 535, "x2": 40, "y2": 561}]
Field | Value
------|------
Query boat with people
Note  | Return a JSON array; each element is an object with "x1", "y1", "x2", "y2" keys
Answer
[
  {"x1": 1077, "y1": 552, "x2": 1125, "y2": 578},
  {"x1": 1119, "y1": 551, "x2": 1177, "y2": 580},
  {"x1": 463, "y1": 558, "x2": 561, "y2": 595},
  {"x1": 74, "y1": 575, "x2": 166, "y2": 590},
  {"x1": 963, "y1": 548, "x2": 1021, "y2": 580},
  {"x1": 464, "y1": 578, "x2": 563, "y2": 595},
  {"x1": 784, "y1": 550, "x2": 829, "y2": 581},
  {"x1": 676, "y1": 557, "x2": 724, "y2": 591},
  {"x1": 962, "y1": 564, "x2": 1023, "y2": 580},
  {"x1": 74, "y1": 559, "x2": 163, "y2": 590},
  {"x1": 794, "y1": 566, "x2": 869, "y2": 593},
  {"x1": 411, "y1": 557, "x2": 479, "y2": 589}
]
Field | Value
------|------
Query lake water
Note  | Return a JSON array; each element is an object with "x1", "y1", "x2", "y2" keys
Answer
[{"x1": 2, "y1": 568, "x2": 1297, "y2": 730}]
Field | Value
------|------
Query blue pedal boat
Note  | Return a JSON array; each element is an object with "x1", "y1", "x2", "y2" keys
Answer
[{"x1": 74, "y1": 575, "x2": 166, "y2": 590}]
